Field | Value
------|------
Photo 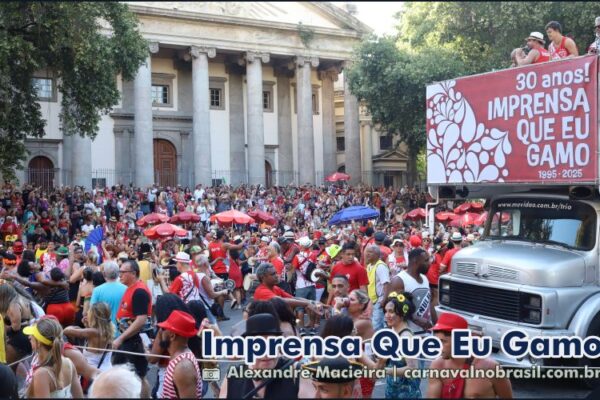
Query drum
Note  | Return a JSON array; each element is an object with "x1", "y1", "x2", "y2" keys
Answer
[
  {"x1": 211, "y1": 278, "x2": 225, "y2": 291},
  {"x1": 310, "y1": 268, "x2": 326, "y2": 283},
  {"x1": 224, "y1": 279, "x2": 236, "y2": 291}
]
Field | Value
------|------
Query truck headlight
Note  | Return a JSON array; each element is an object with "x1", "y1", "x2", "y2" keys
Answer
[
  {"x1": 528, "y1": 296, "x2": 541, "y2": 308},
  {"x1": 441, "y1": 293, "x2": 450, "y2": 305},
  {"x1": 528, "y1": 310, "x2": 541, "y2": 324},
  {"x1": 520, "y1": 293, "x2": 542, "y2": 324},
  {"x1": 439, "y1": 279, "x2": 451, "y2": 305}
]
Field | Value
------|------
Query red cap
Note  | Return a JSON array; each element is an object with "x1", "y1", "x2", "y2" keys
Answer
[
  {"x1": 313, "y1": 231, "x2": 322, "y2": 240},
  {"x1": 359, "y1": 226, "x2": 367, "y2": 234},
  {"x1": 430, "y1": 312, "x2": 468, "y2": 332},
  {"x1": 409, "y1": 235, "x2": 422, "y2": 248},
  {"x1": 158, "y1": 310, "x2": 198, "y2": 338},
  {"x1": 13, "y1": 241, "x2": 24, "y2": 254}
]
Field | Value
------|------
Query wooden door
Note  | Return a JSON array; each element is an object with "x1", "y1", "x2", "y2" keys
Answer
[
  {"x1": 28, "y1": 156, "x2": 54, "y2": 191},
  {"x1": 153, "y1": 139, "x2": 177, "y2": 187}
]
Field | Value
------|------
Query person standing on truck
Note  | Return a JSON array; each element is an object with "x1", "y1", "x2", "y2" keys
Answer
[
  {"x1": 390, "y1": 248, "x2": 432, "y2": 334},
  {"x1": 587, "y1": 17, "x2": 600, "y2": 54},
  {"x1": 427, "y1": 313, "x2": 513, "y2": 399},
  {"x1": 546, "y1": 21, "x2": 578, "y2": 59},
  {"x1": 439, "y1": 232, "x2": 463, "y2": 275},
  {"x1": 512, "y1": 32, "x2": 551, "y2": 66}
]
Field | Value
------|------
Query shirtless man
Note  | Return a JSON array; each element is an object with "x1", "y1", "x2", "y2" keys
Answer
[{"x1": 427, "y1": 313, "x2": 513, "y2": 399}]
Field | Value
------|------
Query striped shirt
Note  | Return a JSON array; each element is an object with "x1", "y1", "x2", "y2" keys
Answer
[{"x1": 162, "y1": 350, "x2": 202, "y2": 399}]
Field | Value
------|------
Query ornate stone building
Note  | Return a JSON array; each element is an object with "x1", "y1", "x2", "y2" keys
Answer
[{"x1": 19, "y1": 2, "x2": 408, "y2": 189}]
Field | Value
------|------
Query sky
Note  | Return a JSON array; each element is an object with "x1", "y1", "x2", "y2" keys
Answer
[{"x1": 332, "y1": 1, "x2": 404, "y2": 36}]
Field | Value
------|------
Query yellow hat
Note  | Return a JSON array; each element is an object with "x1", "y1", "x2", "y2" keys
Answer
[
  {"x1": 326, "y1": 244, "x2": 342, "y2": 259},
  {"x1": 23, "y1": 324, "x2": 53, "y2": 346}
]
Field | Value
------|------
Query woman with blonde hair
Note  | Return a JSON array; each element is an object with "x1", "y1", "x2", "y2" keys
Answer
[
  {"x1": 24, "y1": 317, "x2": 83, "y2": 398},
  {"x1": 63, "y1": 302, "x2": 114, "y2": 372},
  {"x1": 0, "y1": 282, "x2": 44, "y2": 365}
]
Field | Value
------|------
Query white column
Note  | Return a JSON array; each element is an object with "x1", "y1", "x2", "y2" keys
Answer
[
  {"x1": 362, "y1": 122, "x2": 373, "y2": 186},
  {"x1": 191, "y1": 46, "x2": 216, "y2": 186},
  {"x1": 134, "y1": 42, "x2": 159, "y2": 188},
  {"x1": 295, "y1": 56, "x2": 319, "y2": 185},
  {"x1": 245, "y1": 51, "x2": 270, "y2": 186},
  {"x1": 343, "y1": 66, "x2": 361, "y2": 185},
  {"x1": 275, "y1": 64, "x2": 295, "y2": 185},
  {"x1": 319, "y1": 68, "x2": 338, "y2": 178},
  {"x1": 71, "y1": 135, "x2": 92, "y2": 189}
]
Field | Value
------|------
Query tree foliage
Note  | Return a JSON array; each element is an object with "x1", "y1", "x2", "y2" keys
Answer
[
  {"x1": 348, "y1": 2, "x2": 600, "y2": 184},
  {"x1": 347, "y1": 36, "x2": 467, "y2": 182},
  {"x1": 0, "y1": 2, "x2": 148, "y2": 179},
  {"x1": 398, "y1": 2, "x2": 600, "y2": 73}
]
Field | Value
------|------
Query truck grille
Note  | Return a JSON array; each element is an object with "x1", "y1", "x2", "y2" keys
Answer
[
  {"x1": 488, "y1": 265, "x2": 519, "y2": 281},
  {"x1": 454, "y1": 262, "x2": 519, "y2": 281},
  {"x1": 447, "y1": 280, "x2": 520, "y2": 322},
  {"x1": 455, "y1": 262, "x2": 477, "y2": 275}
]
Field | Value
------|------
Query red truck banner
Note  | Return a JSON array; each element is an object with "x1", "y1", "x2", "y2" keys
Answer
[{"x1": 426, "y1": 56, "x2": 598, "y2": 184}]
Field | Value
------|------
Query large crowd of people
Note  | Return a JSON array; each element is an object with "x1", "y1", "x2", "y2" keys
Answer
[{"x1": 0, "y1": 180, "x2": 512, "y2": 399}]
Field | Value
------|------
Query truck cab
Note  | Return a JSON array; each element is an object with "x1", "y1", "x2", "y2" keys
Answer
[{"x1": 437, "y1": 189, "x2": 600, "y2": 368}]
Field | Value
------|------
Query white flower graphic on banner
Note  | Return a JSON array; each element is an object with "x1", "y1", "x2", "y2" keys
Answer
[{"x1": 427, "y1": 80, "x2": 512, "y2": 183}]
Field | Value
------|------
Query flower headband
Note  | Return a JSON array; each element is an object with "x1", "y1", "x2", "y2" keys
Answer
[{"x1": 388, "y1": 291, "x2": 411, "y2": 315}]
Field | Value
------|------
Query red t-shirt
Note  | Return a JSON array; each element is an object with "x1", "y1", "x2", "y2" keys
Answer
[
  {"x1": 426, "y1": 253, "x2": 443, "y2": 285},
  {"x1": 270, "y1": 256, "x2": 285, "y2": 276},
  {"x1": 169, "y1": 271, "x2": 199, "y2": 299},
  {"x1": 209, "y1": 241, "x2": 227, "y2": 274},
  {"x1": 253, "y1": 283, "x2": 293, "y2": 301},
  {"x1": 330, "y1": 261, "x2": 369, "y2": 292},
  {"x1": 441, "y1": 247, "x2": 460, "y2": 273}
]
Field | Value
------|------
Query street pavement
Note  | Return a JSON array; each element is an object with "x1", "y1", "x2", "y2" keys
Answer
[{"x1": 200, "y1": 302, "x2": 592, "y2": 399}]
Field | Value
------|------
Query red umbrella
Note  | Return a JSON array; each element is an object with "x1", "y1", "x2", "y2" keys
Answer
[
  {"x1": 476, "y1": 211, "x2": 511, "y2": 225},
  {"x1": 435, "y1": 211, "x2": 456, "y2": 222},
  {"x1": 405, "y1": 208, "x2": 426, "y2": 220},
  {"x1": 209, "y1": 210, "x2": 255, "y2": 225},
  {"x1": 325, "y1": 172, "x2": 351, "y2": 182},
  {"x1": 143, "y1": 223, "x2": 188, "y2": 240},
  {"x1": 248, "y1": 210, "x2": 278, "y2": 225},
  {"x1": 453, "y1": 202, "x2": 484, "y2": 214},
  {"x1": 450, "y1": 212, "x2": 480, "y2": 227},
  {"x1": 170, "y1": 211, "x2": 200, "y2": 224},
  {"x1": 136, "y1": 213, "x2": 169, "y2": 227}
]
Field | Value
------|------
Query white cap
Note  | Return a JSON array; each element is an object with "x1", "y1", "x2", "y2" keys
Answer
[
  {"x1": 595, "y1": 16, "x2": 600, "y2": 27},
  {"x1": 174, "y1": 251, "x2": 191, "y2": 264},
  {"x1": 261, "y1": 236, "x2": 271, "y2": 243},
  {"x1": 526, "y1": 32, "x2": 545, "y2": 44},
  {"x1": 450, "y1": 232, "x2": 463, "y2": 242},
  {"x1": 296, "y1": 236, "x2": 313, "y2": 248},
  {"x1": 421, "y1": 231, "x2": 430, "y2": 239},
  {"x1": 466, "y1": 234, "x2": 475, "y2": 242}
]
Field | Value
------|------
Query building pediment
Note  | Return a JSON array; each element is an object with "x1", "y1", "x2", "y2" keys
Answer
[
  {"x1": 126, "y1": 2, "x2": 371, "y2": 35},
  {"x1": 372, "y1": 148, "x2": 409, "y2": 162}
]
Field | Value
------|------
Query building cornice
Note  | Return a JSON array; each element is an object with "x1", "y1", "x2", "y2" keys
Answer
[
  {"x1": 127, "y1": 4, "x2": 366, "y2": 39},
  {"x1": 110, "y1": 112, "x2": 193, "y2": 123}
]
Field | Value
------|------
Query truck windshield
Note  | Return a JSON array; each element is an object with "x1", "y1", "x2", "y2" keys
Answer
[{"x1": 485, "y1": 198, "x2": 596, "y2": 251}]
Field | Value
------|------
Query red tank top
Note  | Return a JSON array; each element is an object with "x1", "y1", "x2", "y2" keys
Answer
[
  {"x1": 534, "y1": 48, "x2": 551, "y2": 64},
  {"x1": 117, "y1": 280, "x2": 152, "y2": 319},
  {"x1": 209, "y1": 241, "x2": 227, "y2": 274},
  {"x1": 549, "y1": 36, "x2": 570, "y2": 59},
  {"x1": 162, "y1": 350, "x2": 202, "y2": 399}
]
